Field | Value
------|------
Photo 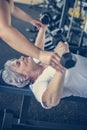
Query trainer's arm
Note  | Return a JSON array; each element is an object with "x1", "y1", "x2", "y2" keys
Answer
[
  {"x1": 0, "y1": 25, "x2": 41, "y2": 58},
  {"x1": 0, "y1": 0, "x2": 61, "y2": 71},
  {"x1": 12, "y1": 5, "x2": 43, "y2": 28}
]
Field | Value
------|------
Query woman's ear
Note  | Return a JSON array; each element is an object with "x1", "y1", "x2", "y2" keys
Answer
[
  {"x1": 19, "y1": 75, "x2": 29, "y2": 83},
  {"x1": 24, "y1": 75, "x2": 29, "y2": 81}
]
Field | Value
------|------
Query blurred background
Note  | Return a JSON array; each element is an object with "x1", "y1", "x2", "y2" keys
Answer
[{"x1": 0, "y1": 0, "x2": 87, "y2": 130}]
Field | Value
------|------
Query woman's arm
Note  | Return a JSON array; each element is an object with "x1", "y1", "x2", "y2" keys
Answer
[
  {"x1": 42, "y1": 71, "x2": 65, "y2": 108},
  {"x1": 42, "y1": 42, "x2": 69, "y2": 108},
  {"x1": 34, "y1": 25, "x2": 47, "y2": 50}
]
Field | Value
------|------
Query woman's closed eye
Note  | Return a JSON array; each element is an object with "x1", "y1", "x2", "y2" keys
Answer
[{"x1": 16, "y1": 61, "x2": 20, "y2": 67}]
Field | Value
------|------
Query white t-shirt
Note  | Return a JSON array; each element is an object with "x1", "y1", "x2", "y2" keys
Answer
[{"x1": 30, "y1": 55, "x2": 87, "y2": 109}]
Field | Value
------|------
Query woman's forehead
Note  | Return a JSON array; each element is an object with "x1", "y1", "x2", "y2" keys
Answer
[
  {"x1": 11, "y1": 59, "x2": 16, "y2": 64},
  {"x1": 11, "y1": 59, "x2": 18, "y2": 69},
  {"x1": 5, "y1": 59, "x2": 16, "y2": 67}
]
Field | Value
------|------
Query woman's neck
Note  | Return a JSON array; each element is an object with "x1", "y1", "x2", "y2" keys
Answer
[{"x1": 29, "y1": 64, "x2": 45, "y2": 83}]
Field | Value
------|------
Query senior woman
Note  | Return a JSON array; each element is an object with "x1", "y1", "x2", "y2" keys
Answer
[{"x1": 2, "y1": 24, "x2": 87, "y2": 109}]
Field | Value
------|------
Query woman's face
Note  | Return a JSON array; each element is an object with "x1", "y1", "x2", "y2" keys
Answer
[{"x1": 10, "y1": 56, "x2": 34, "y2": 75}]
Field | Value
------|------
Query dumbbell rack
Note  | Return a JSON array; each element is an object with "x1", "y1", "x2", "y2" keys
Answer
[
  {"x1": 58, "y1": 0, "x2": 87, "y2": 57},
  {"x1": 27, "y1": 0, "x2": 87, "y2": 57},
  {"x1": 68, "y1": 0, "x2": 87, "y2": 56}
]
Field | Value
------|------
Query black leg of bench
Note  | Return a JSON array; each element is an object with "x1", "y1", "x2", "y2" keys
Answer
[{"x1": 18, "y1": 95, "x2": 31, "y2": 124}]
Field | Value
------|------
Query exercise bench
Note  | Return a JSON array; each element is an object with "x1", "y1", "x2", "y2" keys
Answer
[
  {"x1": 0, "y1": 75, "x2": 34, "y2": 129},
  {"x1": 0, "y1": 76, "x2": 87, "y2": 130}
]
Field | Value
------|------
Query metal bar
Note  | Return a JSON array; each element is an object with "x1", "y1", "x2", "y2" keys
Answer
[
  {"x1": 18, "y1": 95, "x2": 31, "y2": 124},
  {"x1": 0, "y1": 85, "x2": 33, "y2": 96},
  {"x1": 59, "y1": 0, "x2": 70, "y2": 29}
]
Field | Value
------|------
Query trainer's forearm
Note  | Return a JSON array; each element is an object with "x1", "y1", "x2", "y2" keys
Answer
[
  {"x1": 12, "y1": 6, "x2": 34, "y2": 24},
  {"x1": 1, "y1": 26, "x2": 40, "y2": 58}
]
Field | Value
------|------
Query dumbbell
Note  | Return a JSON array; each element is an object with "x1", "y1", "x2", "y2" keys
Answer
[
  {"x1": 60, "y1": 52, "x2": 77, "y2": 69},
  {"x1": 40, "y1": 12, "x2": 77, "y2": 69},
  {"x1": 40, "y1": 12, "x2": 63, "y2": 37},
  {"x1": 40, "y1": 12, "x2": 52, "y2": 25}
]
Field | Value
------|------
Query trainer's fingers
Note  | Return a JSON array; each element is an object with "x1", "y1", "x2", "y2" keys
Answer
[
  {"x1": 50, "y1": 61, "x2": 65, "y2": 73},
  {"x1": 52, "y1": 52, "x2": 60, "y2": 65},
  {"x1": 50, "y1": 52, "x2": 64, "y2": 72}
]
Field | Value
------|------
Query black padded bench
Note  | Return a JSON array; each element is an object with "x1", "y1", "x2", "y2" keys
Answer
[
  {"x1": 0, "y1": 79, "x2": 87, "y2": 130},
  {"x1": 0, "y1": 80, "x2": 34, "y2": 130},
  {"x1": 0, "y1": 84, "x2": 33, "y2": 96}
]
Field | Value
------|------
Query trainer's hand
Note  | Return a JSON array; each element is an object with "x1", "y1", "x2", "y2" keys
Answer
[
  {"x1": 31, "y1": 19, "x2": 43, "y2": 29},
  {"x1": 39, "y1": 50, "x2": 65, "y2": 73}
]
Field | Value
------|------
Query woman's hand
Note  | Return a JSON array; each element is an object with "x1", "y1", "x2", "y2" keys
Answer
[
  {"x1": 31, "y1": 19, "x2": 43, "y2": 29},
  {"x1": 54, "y1": 41, "x2": 69, "y2": 57}
]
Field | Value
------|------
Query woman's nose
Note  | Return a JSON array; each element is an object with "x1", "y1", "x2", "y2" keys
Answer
[{"x1": 20, "y1": 56, "x2": 24, "y2": 60}]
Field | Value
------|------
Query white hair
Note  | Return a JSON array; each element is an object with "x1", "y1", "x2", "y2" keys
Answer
[{"x1": 2, "y1": 59, "x2": 30, "y2": 88}]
